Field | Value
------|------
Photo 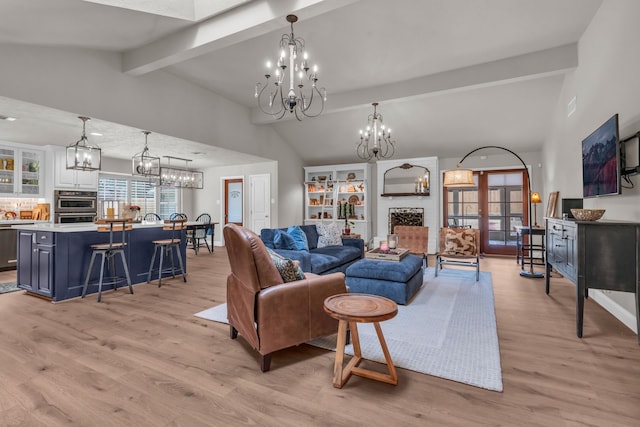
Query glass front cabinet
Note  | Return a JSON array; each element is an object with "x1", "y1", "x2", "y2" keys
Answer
[
  {"x1": 0, "y1": 144, "x2": 44, "y2": 197},
  {"x1": 304, "y1": 163, "x2": 371, "y2": 243}
]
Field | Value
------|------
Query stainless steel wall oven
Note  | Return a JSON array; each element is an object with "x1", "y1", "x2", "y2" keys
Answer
[{"x1": 54, "y1": 190, "x2": 98, "y2": 223}]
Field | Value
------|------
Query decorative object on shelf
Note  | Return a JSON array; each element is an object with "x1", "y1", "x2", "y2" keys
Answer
[
  {"x1": 255, "y1": 14, "x2": 327, "y2": 121},
  {"x1": 317, "y1": 176, "x2": 326, "y2": 182},
  {"x1": 531, "y1": 192, "x2": 541, "y2": 226},
  {"x1": 5, "y1": 157, "x2": 14, "y2": 170},
  {"x1": 357, "y1": 102, "x2": 396, "y2": 161},
  {"x1": 443, "y1": 145, "x2": 543, "y2": 279},
  {"x1": 160, "y1": 156, "x2": 204, "y2": 189},
  {"x1": 66, "y1": 116, "x2": 101, "y2": 171},
  {"x1": 132, "y1": 131, "x2": 160, "y2": 177},
  {"x1": 347, "y1": 172, "x2": 356, "y2": 180},
  {"x1": 348, "y1": 195, "x2": 359, "y2": 205},
  {"x1": 382, "y1": 163, "x2": 430, "y2": 196},
  {"x1": 570, "y1": 208, "x2": 605, "y2": 221}
]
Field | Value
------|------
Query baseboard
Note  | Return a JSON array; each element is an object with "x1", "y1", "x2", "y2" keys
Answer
[{"x1": 590, "y1": 290, "x2": 638, "y2": 334}]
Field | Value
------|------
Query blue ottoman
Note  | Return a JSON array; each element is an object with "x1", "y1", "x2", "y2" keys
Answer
[{"x1": 345, "y1": 255, "x2": 424, "y2": 305}]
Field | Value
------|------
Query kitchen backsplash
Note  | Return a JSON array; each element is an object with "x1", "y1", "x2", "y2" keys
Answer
[{"x1": 0, "y1": 198, "x2": 42, "y2": 213}]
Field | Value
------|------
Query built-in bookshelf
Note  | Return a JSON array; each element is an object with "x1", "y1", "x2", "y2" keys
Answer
[{"x1": 304, "y1": 163, "x2": 371, "y2": 243}]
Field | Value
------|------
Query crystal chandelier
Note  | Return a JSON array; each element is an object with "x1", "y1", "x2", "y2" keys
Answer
[
  {"x1": 160, "y1": 156, "x2": 203, "y2": 189},
  {"x1": 357, "y1": 102, "x2": 396, "y2": 161},
  {"x1": 255, "y1": 14, "x2": 326, "y2": 121},
  {"x1": 66, "y1": 116, "x2": 101, "y2": 171},
  {"x1": 132, "y1": 131, "x2": 160, "y2": 177}
]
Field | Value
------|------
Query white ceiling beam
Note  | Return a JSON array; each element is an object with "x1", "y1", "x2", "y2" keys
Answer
[
  {"x1": 122, "y1": 0, "x2": 360, "y2": 76},
  {"x1": 250, "y1": 43, "x2": 578, "y2": 124}
]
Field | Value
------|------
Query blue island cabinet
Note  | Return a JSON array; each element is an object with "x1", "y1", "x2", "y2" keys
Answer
[
  {"x1": 17, "y1": 231, "x2": 54, "y2": 297},
  {"x1": 16, "y1": 225, "x2": 186, "y2": 302}
]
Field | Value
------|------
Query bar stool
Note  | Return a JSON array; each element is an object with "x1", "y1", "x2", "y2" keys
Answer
[
  {"x1": 147, "y1": 219, "x2": 187, "y2": 287},
  {"x1": 82, "y1": 219, "x2": 133, "y2": 302}
]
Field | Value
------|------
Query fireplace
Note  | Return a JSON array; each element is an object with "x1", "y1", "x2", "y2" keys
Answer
[{"x1": 388, "y1": 208, "x2": 424, "y2": 233}]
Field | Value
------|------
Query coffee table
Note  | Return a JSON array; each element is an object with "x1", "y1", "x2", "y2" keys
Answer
[{"x1": 323, "y1": 293, "x2": 398, "y2": 388}]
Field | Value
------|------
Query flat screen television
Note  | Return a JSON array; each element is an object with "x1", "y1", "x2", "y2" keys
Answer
[{"x1": 582, "y1": 114, "x2": 621, "y2": 198}]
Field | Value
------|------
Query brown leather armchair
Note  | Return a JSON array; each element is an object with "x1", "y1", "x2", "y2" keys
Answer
[{"x1": 223, "y1": 223, "x2": 347, "y2": 372}]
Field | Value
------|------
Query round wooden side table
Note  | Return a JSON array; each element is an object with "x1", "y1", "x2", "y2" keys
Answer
[{"x1": 323, "y1": 293, "x2": 398, "y2": 388}]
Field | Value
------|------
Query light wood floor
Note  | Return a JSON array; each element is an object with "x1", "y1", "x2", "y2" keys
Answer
[{"x1": 1, "y1": 249, "x2": 639, "y2": 426}]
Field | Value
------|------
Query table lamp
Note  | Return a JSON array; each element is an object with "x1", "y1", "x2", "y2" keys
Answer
[{"x1": 531, "y1": 192, "x2": 541, "y2": 227}]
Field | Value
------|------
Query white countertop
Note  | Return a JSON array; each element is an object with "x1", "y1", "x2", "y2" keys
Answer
[
  {"x1": 0, "y1": 219, "x2": 51, "y2": 227},
  {"x1": 11, "y1": 221, "x2": 168, "y2": 233}
]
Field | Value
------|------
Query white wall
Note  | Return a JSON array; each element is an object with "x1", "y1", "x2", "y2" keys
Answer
[
  {"x1": 542, "y1": 0, "x2": 640, "y2": 331},
  {"x1": 375, "y1": 157, "x2": 439, "y2": 253}
]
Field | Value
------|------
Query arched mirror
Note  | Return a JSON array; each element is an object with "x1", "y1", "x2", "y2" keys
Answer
[{"x1": 381, "y1": 163, "x2": 430, "y2": 196}]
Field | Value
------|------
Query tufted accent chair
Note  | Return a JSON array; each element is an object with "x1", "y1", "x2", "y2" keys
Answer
[{"x1": 223, "y1": 223, "x2": 347, "y2": 372}]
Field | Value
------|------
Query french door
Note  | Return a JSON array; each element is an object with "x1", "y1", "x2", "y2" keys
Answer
[{"x1": 443, "y1": 169, "x2": 529, "y2": 255}]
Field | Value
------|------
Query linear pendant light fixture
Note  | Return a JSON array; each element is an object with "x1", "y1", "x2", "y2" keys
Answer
[
  {"x1": 66, "y1": 116, "x2": 101, "y2": 171},
  {"x1": 160, "y1": 156, "x2": 203, "y2": 189},
  {"x1": 132, "y1": 131, "x2": 160, "y2": 177}
]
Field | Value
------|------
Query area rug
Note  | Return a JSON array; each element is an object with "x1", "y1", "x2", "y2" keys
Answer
[
  {"x1": 194, "y1": 267, "x2": 503, "y2": 392},
  {"x1": 0, "y1": 282, "x2": 21, "y2": 294}
]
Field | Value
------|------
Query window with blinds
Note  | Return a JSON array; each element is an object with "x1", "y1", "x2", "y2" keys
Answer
[
  {"x1": 131, "y1": 180, "x2": 156, "y2": 213},
  {"x1": 98, "y1": 177, "x2": 128, "y2": 201},
  {"x1": 159, "y1": 186, "x2": 177, "y2": 219},
  {"x1": 98, "y1": 176, "x2": 178, "y2": 219}
]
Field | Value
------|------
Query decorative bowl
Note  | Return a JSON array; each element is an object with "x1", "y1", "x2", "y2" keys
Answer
[
  {"x1": 571, "y1": 208, "x2": 605, "y2": 221},
  {"x1": 317, "y1": 175, "x2": 327, "y2": 181}
]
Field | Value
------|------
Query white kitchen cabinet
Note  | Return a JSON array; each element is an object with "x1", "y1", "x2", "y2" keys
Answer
[
  {"x1": 53, "y1": 147, "x2": 98, "y2": 190},
  {"x1": 0, "y1": 144, "x2": 44, "y2": 197}
]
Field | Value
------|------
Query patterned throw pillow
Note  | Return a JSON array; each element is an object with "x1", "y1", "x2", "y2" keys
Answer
[
  {"x1": 444, "y1": 228, "x2": 477, "y2": 255},
  {"x1": 316, "y1": 222, "x2": 343, "y2": 248},
  {"x1": 266, "y1": 248, "x2": 305, "y2": 282},
  {"x1": 287, "y1": 225, "x2": 310, "y2": 251}
]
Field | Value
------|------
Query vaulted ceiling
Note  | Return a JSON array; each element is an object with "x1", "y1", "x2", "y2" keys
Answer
[{"x1": 0, "y1": 0, "x2": 602, "y2": 167}]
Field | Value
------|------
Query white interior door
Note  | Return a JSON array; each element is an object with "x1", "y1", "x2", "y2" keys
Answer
[{"x1": 250, "y1": 174, "x2": 270, "y2": 233}]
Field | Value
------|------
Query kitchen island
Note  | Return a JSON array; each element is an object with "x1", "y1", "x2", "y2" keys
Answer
[{"x1": 12, "y1": 221, "x2": 187, "y2": 301}]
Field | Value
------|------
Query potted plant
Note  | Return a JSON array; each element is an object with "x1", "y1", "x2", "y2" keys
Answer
[
  {"x1": 341, "y1": 202, "x2": 355, "y2": 235},
  {"x1": 344, "y1": 219, "x2": 354, "y2": 235}
]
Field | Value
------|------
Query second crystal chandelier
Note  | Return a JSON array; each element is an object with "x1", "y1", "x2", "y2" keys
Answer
[
  {"x1": 357, "y1": 102, "x2": 396, "y2": 161},
  {"x1": 255, "y1": 14, "x2": 326, "y2": 121}
]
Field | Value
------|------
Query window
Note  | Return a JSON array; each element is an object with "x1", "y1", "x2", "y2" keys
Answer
[
  {"x1": 98, "y1": 175, "x2": 179, "y2": 219},
  {"x1": 131, "y1": 180, "x2": 156, "y2": 214}
]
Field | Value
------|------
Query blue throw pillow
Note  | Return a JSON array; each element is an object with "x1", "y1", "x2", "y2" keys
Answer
[
  {"x1": 287, "y1": 226, "x2": 309, "y2": 252},
  {"x1": 273, "y1": 229, "x2": 296, "y2": 250}
]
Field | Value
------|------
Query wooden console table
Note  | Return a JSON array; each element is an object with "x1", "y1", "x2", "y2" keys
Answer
[{"x1": 545, "y1": 218, "x2": 640, "y2": 344}]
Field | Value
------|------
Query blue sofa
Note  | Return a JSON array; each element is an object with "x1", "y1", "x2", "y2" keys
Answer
[{"x1": 260, "y1": 224, "x2": 364, "y2": 275}]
